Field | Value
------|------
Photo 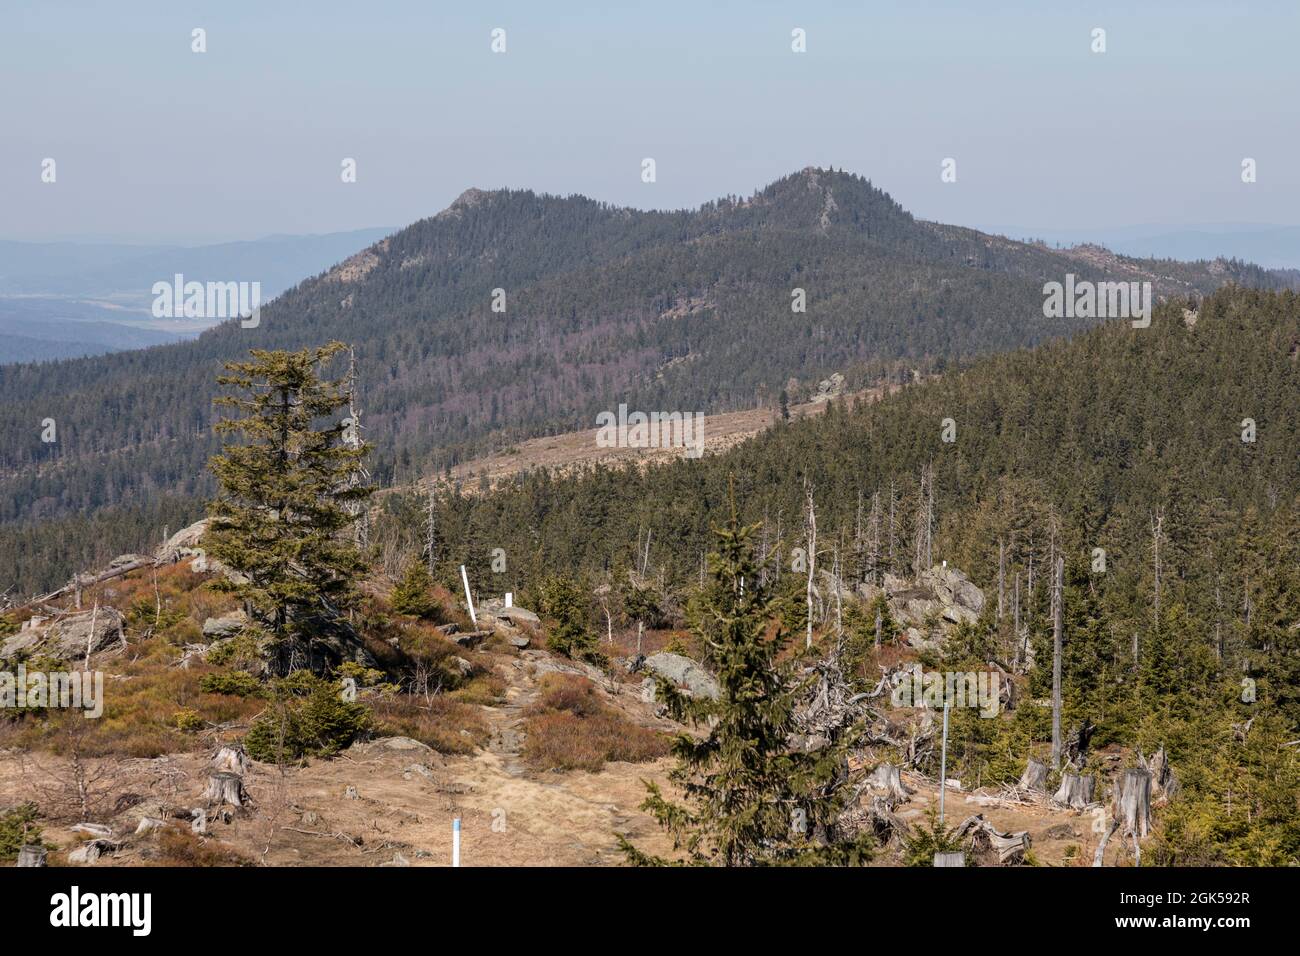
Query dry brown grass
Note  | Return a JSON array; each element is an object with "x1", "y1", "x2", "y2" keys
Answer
[
  {"x1": 143, "y1": 824, "x2": 252, "y2": 866},
  {"x1": 370, "y1": 694, "x2": 490, "y2": 755},
  {"x1": 522, "y1": 673, "x2": 669, "y2": 772}
]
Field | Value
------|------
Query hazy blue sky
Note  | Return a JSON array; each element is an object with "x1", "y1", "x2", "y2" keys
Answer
[{"x1": 4, "y1": 0, "x2": 1298, "y2": 242}]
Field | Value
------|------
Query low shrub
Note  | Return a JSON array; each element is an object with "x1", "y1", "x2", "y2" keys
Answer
[{"x1": 522, "y1": 674, "x2": 668, "y2": 772}]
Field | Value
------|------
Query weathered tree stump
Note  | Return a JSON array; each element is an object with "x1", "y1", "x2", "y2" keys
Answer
[
  {"x1": 1052, "y1": 772, "x2": 1096, "y2": 810},
  {"x1": 1143, "y1": 746, "x2": 1180, "y2": 800},
  {"x1": 953, "y1": 813, "x2": 1031, "y2": 864},
  {"x1": 212, "y1": 744, "x2": 250, "y2": 776},
  {"x1": 205, "y1": 771, "x2": 247, "y2": 808},
  {"x1": 1019, "y1": 758, "x2": 1048, "y2": 792},
  {"x1": 934, "y1": 851, "x2": 966, "y2": 867},
  {"x1": 867, "y1": 763, "x2": 912, "y2": 806},
  {"x1": 16, "y1": 845, "x2": 47, "y2": 867},
  {"x1": 68, "y1": 839, "x2": 116, "y2": 864},
  {"x1": 1114, "y1": 768, "x2": 1152, "y2": 840}
]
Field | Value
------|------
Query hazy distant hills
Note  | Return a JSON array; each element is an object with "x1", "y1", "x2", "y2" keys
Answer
[
  {"x1": 989, "y1": 222, "x2": 1300, "y2": 273},
  {"x1": 0, "y1": 228, "x2": 393, "y2": 363},
  {"x1": 0, "y1": 297, "x2": 184, "y2": 363},
  {"x1": 0, "y1": 167, "x2": 1294, "y2": 538}
]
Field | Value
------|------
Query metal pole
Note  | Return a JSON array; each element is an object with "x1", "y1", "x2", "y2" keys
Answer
[{"x1": 939, "y1": 700, "x2": 950, "y2": 826}]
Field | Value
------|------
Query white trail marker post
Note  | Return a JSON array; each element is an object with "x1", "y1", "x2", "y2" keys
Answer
[
  {"x1": 460, "y1": 565, "x2": 477, "y2": 627},
  {"x1": 452, "y1": 817, "x2": 461, "y2": 867}
]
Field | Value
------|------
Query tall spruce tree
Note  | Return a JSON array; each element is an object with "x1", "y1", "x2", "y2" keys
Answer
[
  {"x1": 619, "y1": 485, "x2": 871, "y2": 866},
  {"x1": 207, "y1": 343, "x2": 372, "y2": 671}
]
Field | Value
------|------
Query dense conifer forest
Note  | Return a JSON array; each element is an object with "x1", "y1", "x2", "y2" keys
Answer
[{"x1": 2, "y1": 170, "x2": 1292, "y2": 597}]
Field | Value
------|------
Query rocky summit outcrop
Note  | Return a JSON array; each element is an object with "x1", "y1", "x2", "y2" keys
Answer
[
  {"x1": 846, "y1": 564, "x2": 987, "y2": 651},
  {"x1": 154, "y1": 519, "x2": 210, "y2": 563},
  {"x1": 1, "y1": 607, "x2": 125, "y2": 660}
]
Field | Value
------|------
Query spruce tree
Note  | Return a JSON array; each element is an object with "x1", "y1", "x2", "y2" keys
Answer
[
  {"x1": 391, "y1": 557, "x2": 438, "y2": 619},
  {"x1": 619, "y1": 486, "x2": 871, "y2": 866},
  {"x1": 207, "y1": 343, "x2": 371, "y2": 671}
]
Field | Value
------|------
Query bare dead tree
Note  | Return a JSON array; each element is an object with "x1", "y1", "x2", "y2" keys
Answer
[
  {"x1": 867, "y1": 489, "x2": 882, "y2": 587},
  {"x1": 997, "y1": 538, "x2": 1005, "y2": 622},
  {"x1": 831, "y1": 536, "x2": 844, "y2": 639},
  {"x1": 1151, "y1": 507, "x2": 1165, "y2": 631},
  {"x1": 424, "y1": 480, "x2": 437, "y2": 578},
  {"x1": 804, "y1": 478, "x2": 820, "y2": 650},
  {"x1": 342, "y1": 346, "x2": 370, "y2": 549},
  {"x1": 911, "y1": 465, "x2": 934, "y2": 579},
  {"x1": 1050, "y1": 555, "x2": 1064, "y2": 770},
  {"x1": 887, "y1": 477, "x2": 896, "y2": 574}
]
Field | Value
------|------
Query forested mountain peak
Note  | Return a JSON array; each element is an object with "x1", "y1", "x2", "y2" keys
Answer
[{"x1": 1, "y1": 171, "x2": 1295, "y2": 595}]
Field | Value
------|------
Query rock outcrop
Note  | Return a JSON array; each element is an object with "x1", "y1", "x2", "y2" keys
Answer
[
  {"x1": 1, "y1": 606, "x2": 126, "y2": 660},
  {"x1": 643, "y1": 652, "x2": 719, "y2": 700}
]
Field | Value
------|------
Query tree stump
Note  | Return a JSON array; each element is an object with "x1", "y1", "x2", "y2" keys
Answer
[
  {"x1": 212, "y1": 745, "x2": 250, "y2": 776},
  {"x1": 205, "y1": 771, "x2": 247, "y2": 808},
  {"x1": 16, "y1": 845, "x2": 47, "y2": 867},
  {"x1": 953, "y1": 813, "x2": 1031, "y2": 864},
  {"x1": 867, "y1": 763, "x2": 912, "y2": 806},
  {"x1": 1113, "y1": 768, "x2": 1152, "y2": 840},
  {"x1": 934, "y1": 851, "x2": 966, "y2": 867},
  {"x1": 1019, "y1": 758, "x2": 1048, "y2": 792},
  {"x1": 191, "y1": 808, "x2": 208, "y2": 834},
  {"x1": 1052, "y1": 772, "x2": 1095, "y2": 810},
  {"x1": 1143, "y1": 746, "x2": 1180, "y2": 801}
]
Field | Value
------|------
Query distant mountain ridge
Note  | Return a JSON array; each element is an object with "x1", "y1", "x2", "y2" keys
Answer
[
  {"x1": 0, "y1": 228, "x2": 394, "y2": 363},
  {"x1": 0, "y1": 168, "x2": 1294, "y2": 575}
]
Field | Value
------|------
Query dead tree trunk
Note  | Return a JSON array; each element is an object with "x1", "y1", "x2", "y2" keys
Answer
[
  {"x1": 867, "y1": 763, "x2": 912, "y2": 806},
  {"x1": 211, "y1": 745, "x2": 250, "y2": 776},
  {"x1": 1143, "y1": 746, "x2": 1180, "y2": 800},
  {"x1": 1019, "y1": 757, "x2": 1049, "y2": 792},
  {"x1": 205, "y1": 771, "x2": 248, "y2": 808},
  {"x1": 1050, "y1": 555, "x2": 1064, "y2": 769},
  {"x1": 1052, "y1": 772, "x2": 1096, "y2": 810},
  {"x1": 953, "y1": 813, "x2": 1031, "y2": 864},
  {"x1": 804, "y1": 479, "x2": 818, "y2": 650},
  {"x1": 1114, "y1": 768, "x2": 1152, "y2": 841},
  {"x1": 934, "y1": 851, "x2": 966, "y2": 867},
  {"x1": 16, "y1": 845, "x2": 47, "y2": 867},
  {"x1": 997, "y1": 539, "x2": 1005, "y2": 622},
  {"x1": 1093, "y1": 817, "x2": 1119, "y2": 867}
]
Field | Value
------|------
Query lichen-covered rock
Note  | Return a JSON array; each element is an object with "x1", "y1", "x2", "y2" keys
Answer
[
  {"x1": 1, "y1": 607, "x2": 125, "y2": 660},
  {"x1": 643, "y1": 652, "x2": 719, "y2": 700}
]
